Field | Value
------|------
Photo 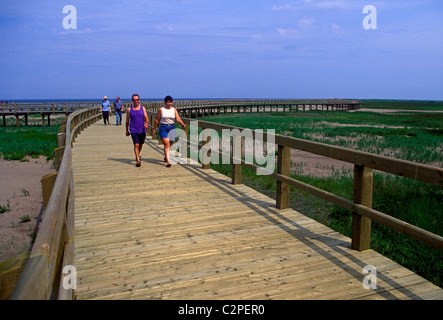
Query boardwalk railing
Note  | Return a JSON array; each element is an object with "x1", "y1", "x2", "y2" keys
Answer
[
  {"x1": 10, "y1": 107, "x2": 102, "y2": 300},
  {"x1": 146, "y1": 110, "x2": 443, "y2": 252},
  {"x1": 0, "y1": 102, "x2": 99, "y2": 114},
  {"x1": 144, "y1": 99, "x2": 360, "y2": 118},
  {"x1": 1, "y1": 103, "x2": 100, "y2": 126}
]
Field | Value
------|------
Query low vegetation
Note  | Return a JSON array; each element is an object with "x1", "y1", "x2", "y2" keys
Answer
[
  {"x1": 0, "y1": 117, "x2": 65, "y2": 161},
  {"x1": 205, "y1": 100, "x2": 443, "y2": 287}
]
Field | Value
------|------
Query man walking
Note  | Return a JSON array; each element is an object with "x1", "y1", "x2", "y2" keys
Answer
[
  {"x1": 114, "y1": 96, "x2": 123, "y2": 125},
  {"x1": 125, "y1": 94, "x2": 149, "y2": 167}
]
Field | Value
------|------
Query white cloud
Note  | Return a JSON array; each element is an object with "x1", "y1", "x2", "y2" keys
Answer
[
  {"x1": 277, "y1": 27, "x2": 302, "y2": 39},
  {"x1": 315, "y1": 0, "x2": 359, "y2": 9},
  {"x1": 298, "y1": 17, "x2": 316, "y2": 28},
  {"x1": 272, "y1": 4, "x2": 296, "y2": 11}
]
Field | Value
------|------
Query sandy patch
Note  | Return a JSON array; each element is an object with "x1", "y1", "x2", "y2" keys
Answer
[
  {"x1": 0, "y1": 156, "x2": 54, "y2": 263},
  {"x1": 290, "y1": 149, "x2": 353, "y2": 177}
]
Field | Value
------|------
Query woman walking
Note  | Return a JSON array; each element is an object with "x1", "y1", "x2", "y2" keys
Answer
[
  {"x1": 126, "y1": 94, "x2": 149, "y2": 167},
  {"x1": 151, "y1": 95, "x2": 186, "y2": 167},
  {"x1": 100, "y1": 96, "x2": 111, "y2": 125}
]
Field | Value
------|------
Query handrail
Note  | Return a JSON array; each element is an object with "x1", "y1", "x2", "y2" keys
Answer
[
  {"x1": 0, "y1": 102, "x2": 99, "y2": 114},
  {"x1": 10, "y1": 106, "x2": 102, "y2": 300},
  {"x1": 146, "y1": 110, "x2": 443, "y2": 251},
  {"x1": 143, "y1": 99, "x2": 360, "y2": 115}
]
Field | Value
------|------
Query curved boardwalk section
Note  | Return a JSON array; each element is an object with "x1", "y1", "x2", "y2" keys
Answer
[{"x1": 72, "y1": 116, "x2": 443, "y2": 300}]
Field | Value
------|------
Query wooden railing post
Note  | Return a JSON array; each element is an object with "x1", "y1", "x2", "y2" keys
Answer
[
  {"x1": 352, "y1": 165, "x2": 374, "y2": 251},
  {"x1": 201, "y1": 128, "x2": 211, "y2": 170},
  {"x1": 180, "y1": 121, "x2": 189, "y2": 162},
  {"x1": 276, "y1": 144, "x2": 291, "y2": 209},
  {"x1": 232, "y1": 135, "x2": 242, "y2": 185}
]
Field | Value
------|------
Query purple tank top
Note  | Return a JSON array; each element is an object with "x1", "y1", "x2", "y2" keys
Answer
[{"x1": 129, "y1": 106, "x2": 146, "y2": 134}]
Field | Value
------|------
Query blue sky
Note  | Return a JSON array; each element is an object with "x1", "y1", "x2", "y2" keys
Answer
[{"x1": 0, "y1": 0, "x2": 442, "y2": 100}]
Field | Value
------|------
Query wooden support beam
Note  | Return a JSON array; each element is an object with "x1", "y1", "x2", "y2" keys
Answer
[
  {"x1": 201, "y1": 128, "x2": 211, "y2": 170},
  {"x1": 0, "y1": 252, "x2": 30, "y2": 300},
  {"x1": 57, "y1": 133, "x2": 66, "y2": 149},
  {"x1": 232, "y1": 135, "x2": 242, "y2": 185},
  {"x1": 352, "y1": 165, "x2": 373, "y2": 251},
  {"x1": 54, "y1": 147, "x2": 65, "y2": 171},
  {"x1": 41, "y1": 172, "x2": 58, "y2": 210},
  {"x1": 276, "y1": 145, "x2": 291, "y2": 209}
]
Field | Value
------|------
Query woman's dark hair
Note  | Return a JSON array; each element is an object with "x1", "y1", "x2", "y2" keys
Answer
[{"x1": 164, "y1": 95, "x2": 173, "y2": 103}]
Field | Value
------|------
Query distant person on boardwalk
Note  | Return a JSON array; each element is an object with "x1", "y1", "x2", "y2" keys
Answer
[
  {"x1": 126, "y1": 94, "x2": 149, "y2": 167},
  {"x1": 151, "y1": 95, "x2": 186, "y2": 167},
  {"x1": 114, "y1": 96, "x2": 124, "y2": 125},
  {"x1": 100, "y1": 96, "x2": 111, "y2": 125}
]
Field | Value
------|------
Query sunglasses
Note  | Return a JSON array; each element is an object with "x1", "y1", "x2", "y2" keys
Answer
[{"x1": 132, "y1": 99, "x2": 140, "y2": 101}]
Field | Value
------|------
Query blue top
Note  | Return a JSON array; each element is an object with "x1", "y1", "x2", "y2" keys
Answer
[
  {"x1": 114, "y1": 100, "x2": 123, "y2": 110},
  {"x1": 101, "y1": 100, "x2": 110, "y2": 112}
]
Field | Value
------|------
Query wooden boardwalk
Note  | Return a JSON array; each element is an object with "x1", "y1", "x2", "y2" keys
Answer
[{"x1": 72, "y1": 116, "x2": 443, "y2": 300}]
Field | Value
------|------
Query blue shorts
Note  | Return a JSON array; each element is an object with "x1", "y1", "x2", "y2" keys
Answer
[
  {"x1": 159, "y1": 124, "x2": 176, "y2": 141},
  {"x1": 131, "y1": 132, "x2": 146, "y2": 145}
]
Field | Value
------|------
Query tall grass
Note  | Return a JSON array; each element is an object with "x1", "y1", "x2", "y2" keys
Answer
[
  {"x1": 205, "y1": 111, "x2": 443, "y2": 165},
  {"x1": 205, "y1": 107, "x2": 443, "y2": 287},
  {"x1": 0, "y1": 118, "x2": 64, "y2": 161},
  {"x1": 361, "y1": 99, "x2": 443, "y2": 111}
]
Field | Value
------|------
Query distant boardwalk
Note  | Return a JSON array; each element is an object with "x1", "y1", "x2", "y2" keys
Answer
[
  {"x1": 145, "y1": 99, "x2": 361, "y2": 118},
  {"x1": 1, "y1": 99, "x2": 360, "y2": 126},
  {"x1": 72, "y1": 116, "x2": 442, "y2": 300},
  {"x1": 1, "y1": 102, "x2": 98, "y2": 126}
]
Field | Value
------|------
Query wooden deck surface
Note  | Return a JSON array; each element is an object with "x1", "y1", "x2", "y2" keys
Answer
[{"x1": 72, "y1": 117, "x2": 443, "y2": 300}]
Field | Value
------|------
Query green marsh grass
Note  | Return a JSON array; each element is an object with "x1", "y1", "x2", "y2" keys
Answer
[
  {"x1": 0, "y1": 118, "x2": 64, "y2": 161},
  {"x1": 361, "y1": 99, "x2": 443, "y2": 111},
  {"x1": 205, "y1": 105, "x2": 443, "y2": 287}
]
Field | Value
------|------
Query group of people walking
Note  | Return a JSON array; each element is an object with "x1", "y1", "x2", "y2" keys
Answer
[
  {"x1": 100, "y1": 96, "x2": 124, "y2": 125},
  {"x1": 102, "y1": 94, "x2": 185, "y2": 168}
]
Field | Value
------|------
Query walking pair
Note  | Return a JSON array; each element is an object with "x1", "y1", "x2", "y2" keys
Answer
[{"x1": 126, "y1": 94, "x2": 186, "y2": 167}]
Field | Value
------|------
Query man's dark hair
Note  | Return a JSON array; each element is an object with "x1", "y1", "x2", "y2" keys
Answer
[{"x1": 132, "y1": 93, "x2": 140, "y2": 100}]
